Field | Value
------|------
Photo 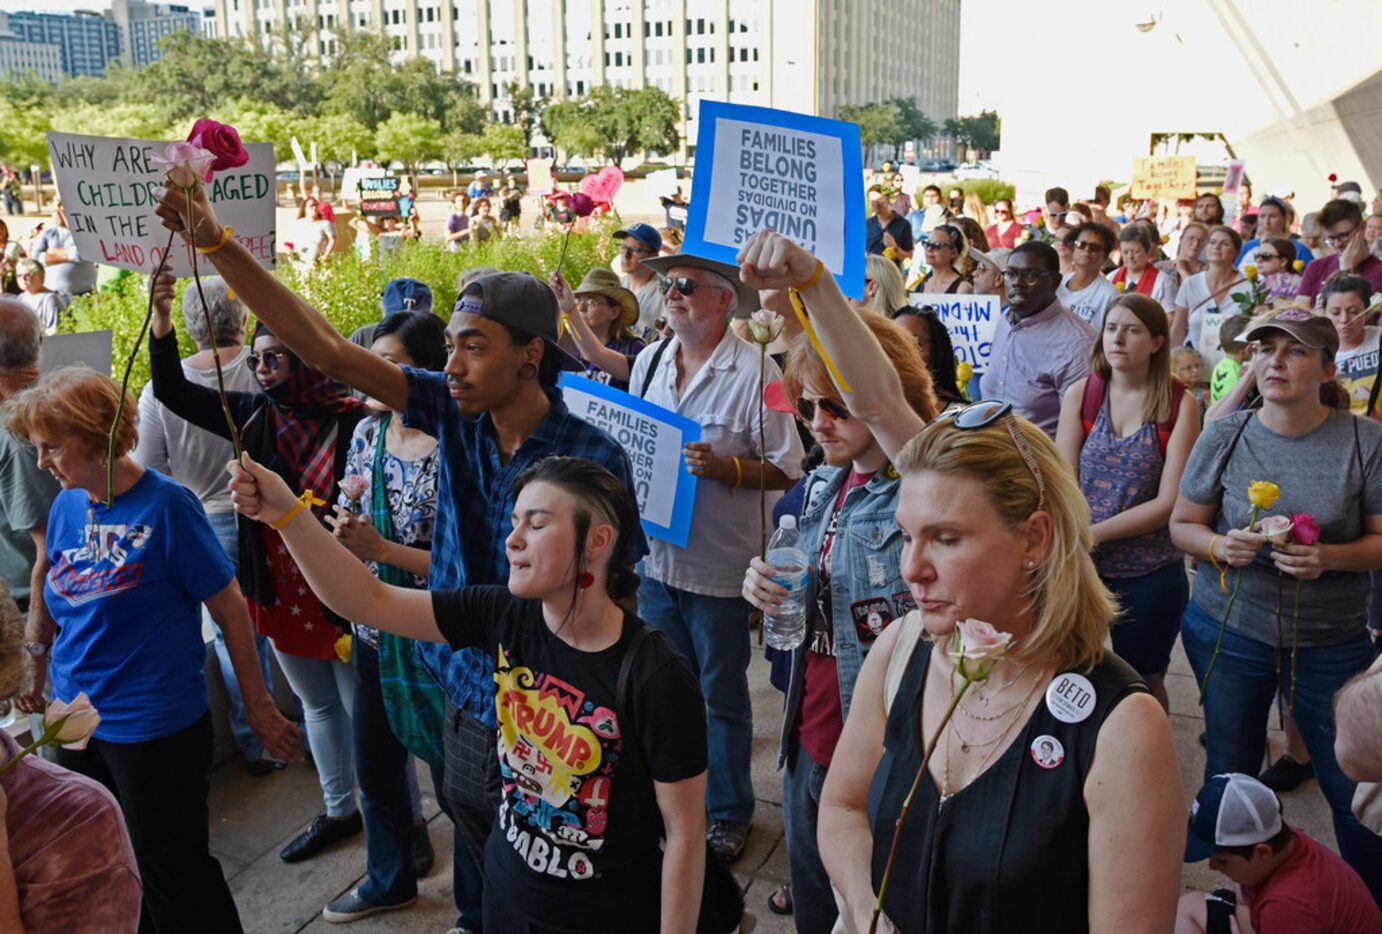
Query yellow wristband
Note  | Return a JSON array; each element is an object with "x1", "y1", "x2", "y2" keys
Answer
[
  {"x1": 797, "y1": 259, "x2": 826, "y2": 290},
  {"x1": 1207, "y1": 534, "x2": 1229, "y2": 594},
  {"x1": 268, "y1": 489, "x2": 327, "y2": 531},
  {"x1": 731, "y1": 456, "x2": 743, "y2": 488},
  {"x1": 196, "y1": 225, "x2": 234, "y2": 255}
]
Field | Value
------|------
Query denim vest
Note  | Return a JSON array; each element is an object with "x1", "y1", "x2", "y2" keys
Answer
[{"x1": 777, "y1": 465, "x2": 910, "y2": 767}]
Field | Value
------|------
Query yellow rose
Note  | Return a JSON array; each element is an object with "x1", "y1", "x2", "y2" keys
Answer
[
  {"x1": 883, "y1": 246, "x2": 897, "y2": 261},
  {"x1": 1248, "y1": 480, "x2": 1280, "y2": 510},
  {"x1": 1245, "y1": 264, "x2": 1258, "y2": 282},
  {"x1": 1115, "y1": 280, "x2": 1127, "y2": 293},
  {"x1": 334, "y1": 632, "x2": 353, "y2": 664},
  {"x1": 956, "y1": 360, "x2": 974, "y2": 384},
  {"x1": 1161, "y1": 234, "x2": 1170, "y2": 245},
  {"x1": 1035, "y1": 215, "x2": 1046, "y2": 229},
  {"x1": 1292, "y1": 259, "x2": 1304, "y2": 273}
]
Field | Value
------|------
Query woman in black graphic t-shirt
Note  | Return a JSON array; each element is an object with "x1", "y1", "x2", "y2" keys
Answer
[{"x1": 228, "y1": 454, "x2": 709, "y2": 932}]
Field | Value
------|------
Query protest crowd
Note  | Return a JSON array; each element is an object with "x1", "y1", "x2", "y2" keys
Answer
[{"x1": 3, "y1": 115, "x2": 1382, "y2": 934}]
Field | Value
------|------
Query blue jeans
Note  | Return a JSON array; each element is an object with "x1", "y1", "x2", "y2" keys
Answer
[
  {"x1": 638, "y1": 573, "x2": 754, "y2": 824},
  {"x1": 354, "y1": 639, "x2": 418, "y2": 905},
  {"x1": 275, "y1": 648, "x2": 357, "y2": 819},
  {"x1": 1105, "y1": 561, "x2": 1188, "y2": 679},
  {"x1": 206, "y1": 510, "x2": 275, "y2": 762},
  {"x1": 1182, "y1": 598, "x2": 1382, "y2": 902},
  {"x1": 783, "y1": 740, "x2": 837, "y2": 934}
]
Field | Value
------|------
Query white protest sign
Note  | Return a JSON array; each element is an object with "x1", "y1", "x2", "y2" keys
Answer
[
  {"x1": 557, "y1": 373, "x2": 700, "y2": 547},
  {"x1": 683, "y1": 101, "x2": 865, "y2": 297},
  {"x1": 47, "y1": 132, "x2": 276, "y2": 277},
  {"x1": 646, "y1": 167, "x2": 679, "y2": 199},
  {"x1": 910, "y1": 293, "x2": 1002, "y2": 371}
]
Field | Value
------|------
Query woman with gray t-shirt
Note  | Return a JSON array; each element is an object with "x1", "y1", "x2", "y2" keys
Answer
[{"x1": 1170, "y1": 308, "x2": 1382, "y2": 903}]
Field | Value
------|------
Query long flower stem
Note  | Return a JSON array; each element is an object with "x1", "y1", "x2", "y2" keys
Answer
[
  {"x1": 107, "y1": 229, "x2": 175, "y2": 507},
  {"x1": 870, "y1": 677, "x2": 973, "y2": 934},
  {"x1": 1289, "y1": 579, "x2": 1302, "y2": 715},
  {"x1": 0, "y1": 714, "x2": 70, "y2": 778},
  {"x1": 555, "y1": 226, "x2": 574, "y2": 277},
  {"x1": 1274, "y1": 571, "x2": 1284, "y2": 730},
  {"x1": 758, "y1": 343, "x2": 767, "y2": 560},
  {"x1": 186, "y1": 186, "x2": 242, "y2": 459},
  {"x1": 1198, "y1": 506, "x2": 1260, "y2": 704}
]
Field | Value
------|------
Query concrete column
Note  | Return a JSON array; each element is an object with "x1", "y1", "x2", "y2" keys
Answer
[
  {"x1": 477, "y1": 0, "x2": 493, "y2": 107},
  {"x1": 550, "y1": 0, "x2": 566, "y2": 97},
  {"x1": 439, "y1": 0, "x2": 456, "y2": 70},
  {"x1": 588, "y1": 0, "x2": 605, "y2": 90}
]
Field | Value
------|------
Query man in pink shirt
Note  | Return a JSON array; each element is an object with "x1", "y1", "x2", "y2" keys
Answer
[
  {"x1": 1176, "y1": 773, "x2": 1382, "y2": 933},
  {"x1": 1297, "y1": 199, "x2": 1382, "y2": 305}
]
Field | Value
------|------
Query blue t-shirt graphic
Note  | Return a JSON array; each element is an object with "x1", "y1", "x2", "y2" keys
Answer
[{"x1": 46, "y1": 469, "x2": 233, "y2": 743}]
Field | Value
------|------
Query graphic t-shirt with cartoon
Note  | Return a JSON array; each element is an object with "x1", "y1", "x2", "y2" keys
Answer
[
  {"x1": 1335, "y1": 326, "x2": 1382, "y2": 416},
  {"x1": 432, "y1": 586, "x2": 706, "y2": 922}
]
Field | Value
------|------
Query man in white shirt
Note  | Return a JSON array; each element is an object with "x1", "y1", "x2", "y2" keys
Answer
[
  {"x1": 14, "y1": 259, "x2": 65, "y2": 335},
  {"x1": 629, "y1": 252, "x2": 804, "y2": 863}
]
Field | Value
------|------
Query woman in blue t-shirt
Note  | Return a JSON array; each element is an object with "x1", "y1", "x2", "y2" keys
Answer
[
  {"x1": 227, "y1": 453, "x2": 717, "y2": 932},
  {"x1": 2, "y1": 366, "x2": 299, "y2": 933}
]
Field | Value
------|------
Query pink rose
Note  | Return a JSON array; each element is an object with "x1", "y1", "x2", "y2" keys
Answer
[
  {"x1": 44, "y1": 693, "x2": 100, "y2": 750},
  {"x1": 339, "y1": 474, "x2": 369, "y2": 504},
  {"x1": 187, "y1": 119, "x2": 249, "y2": 181},
  {"x1": 1257, "y1": 515, "x2": 1294, "y2": 546},
  {"x1": 1289, "y1": 513, "x2": 1321, "y2": 546},
  {"x1": 152, "y1": 140, "x2": 215, "y2": 188},
  {"x1": 948, "y1": 618, "x2": 1013, "y2": 681}
]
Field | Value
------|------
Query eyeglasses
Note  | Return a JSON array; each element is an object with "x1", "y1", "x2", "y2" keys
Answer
[
  {"x1": 620, "y1": 245, "x2": 653, "y2": 258},
  {"x1": 795, "y1": 396, "x2": 851, "y2": 422},
  {"x1": 1002, "y1": 268, "x2": 1052, "y2": 283},
  {"x1": 246, "y1": 350, "x2": 288, "y2": 372},
  {"x1": 932, "y1": 400, "x2": 1046, "y2": 509},
  {"x1": 576, "y1": 296, "x2": 617, "y2": 308},
  {"x1": 659, "y1": 275, "x2": 723, "y2": 297},
  {"x1": 1325, "y1": 226, "x2": 1358, "y2": 247}
]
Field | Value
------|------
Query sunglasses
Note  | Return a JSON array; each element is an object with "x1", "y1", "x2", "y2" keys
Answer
[
  {"x1": 1073, "y1": 240, "x2": 1105, "y2": 252},
  {"x1": 930, "y1": 400, "x2": 1046, "y2": 509},
  {"x1": 659, "y1": 275, "x2": 723, "y2": 297},
  {"x1": 1255, "y1": 252, "x2": 1281, "y2": 262},
  {"x1": 246, "y1": 350, "x2": 288, "y2": 372},
  {"x1": 925, "y1": 240, "x2": 953, "y2": 250},
  {"x1": 795, "y1": 396, "x2": 851, "y2": 422}
]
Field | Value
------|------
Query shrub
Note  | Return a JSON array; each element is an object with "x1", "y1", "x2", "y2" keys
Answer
[
  {"x1": 65, "y1": 223, "x2": 622, "y2": 398},
  {"x1": 955, "y1": 179, "x2": 1016, "y2": 205}
]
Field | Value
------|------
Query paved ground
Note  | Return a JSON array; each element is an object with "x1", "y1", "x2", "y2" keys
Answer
[{"x1": 207, "y1": 635, "x2": 1335, "y2": 933}]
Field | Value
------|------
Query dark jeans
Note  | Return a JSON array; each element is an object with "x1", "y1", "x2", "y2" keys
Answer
[
  {"x1": 783, "y1": 741, "x2": 838, "y2": 934},
  {"x1": 354, "y1": 640, "x2": 417, "y2": 905},
  {"x1": 1182, "y1": 598, "x2": 1382, "y2": 903},
  {"x1": 56, "y1": 712, "x2": 242, "y2": 934},
  {"x1": 437, "y1": 700, "x2": 500, "y2": 931},
  {"x1": 1104, "y1": 561, "x2": 1189, "y2": 679}
]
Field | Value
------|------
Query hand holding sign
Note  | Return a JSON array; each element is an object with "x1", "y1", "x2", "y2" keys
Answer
[{"x1": 737, "y1": 229, "x2": 822, "y2": 292}]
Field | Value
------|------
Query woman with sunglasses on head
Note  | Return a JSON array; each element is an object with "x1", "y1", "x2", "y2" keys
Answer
[
  {"x1": 742, "y1": 311, "x2": 937, "y2": 933},
  {"x1": 548, "y1": 268, "x2": 648, "y2": 391},
  {"x1": 737, "y1": 228, "x2": 1183, "y2": 934},
  {"x1": 226, "y1": 453, "x2": 713, "y2": 933},
  {"x1": 147, "y1": 273, "x2": 370, "y2": 866},
  {"x1": 911, "y1": 224, "x2": 973, "y2": 296},
  {"x1": 1170, "y1": 308, "x2": 1382, "y2": 903},
  {"x1": 1055, "y1": 294, "x2": 1201, "y2": 712}
]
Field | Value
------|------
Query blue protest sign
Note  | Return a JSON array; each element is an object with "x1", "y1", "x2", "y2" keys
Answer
[
  {"x1": 683, "y1": 100, "x2": 865, "y2": 298},
  {"x1": 557, "y1": 373, "x2": 700, "y2": 547},
  {"x1": 911, "y1": 293, "x2": 1002, "y2": 371}
]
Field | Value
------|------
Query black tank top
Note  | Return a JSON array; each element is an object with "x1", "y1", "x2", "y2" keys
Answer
[{"x1": 868, "y1": 642, "x2": 1146, "y2": 933}]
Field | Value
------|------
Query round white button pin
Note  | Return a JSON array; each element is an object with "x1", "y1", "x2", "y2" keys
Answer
[{"x1": 1045, "y1": 672, "x2": 1096, "y2": 724}]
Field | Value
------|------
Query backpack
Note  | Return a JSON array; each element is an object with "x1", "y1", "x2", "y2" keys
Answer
[{"x1": 1079, "y1": 373, "x2": 1185, "y2": 458}]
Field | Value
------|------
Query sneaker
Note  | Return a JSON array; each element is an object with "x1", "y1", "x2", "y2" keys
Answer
[
  {"x1": 1259, "y1": 754, "x2": 1315, "y2": 792},
  {"x1": 245, "y1": 756, "x2": 287, "y2": 777},
  {"x1": 413, "y1": 819, "x2": 435, "y2": 878},
  {"x1": 280, "y1": 811, "x2": 364, "y2": 863},
  {"x1": 321, "y1": 887, "x2": 416, "y2": 923},
  {"x1": 707, "y1": 819, "x2": 750, "y2": 864}
]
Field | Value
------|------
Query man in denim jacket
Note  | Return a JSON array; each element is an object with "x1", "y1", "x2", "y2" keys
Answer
[{"x1": 743, "y1": 308, "x2": 939, "y2": 933}]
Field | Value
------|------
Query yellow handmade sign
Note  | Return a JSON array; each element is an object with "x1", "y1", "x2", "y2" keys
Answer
[{"x1": 1130, "y1": 155, "x2": 1197, "y2": 200}]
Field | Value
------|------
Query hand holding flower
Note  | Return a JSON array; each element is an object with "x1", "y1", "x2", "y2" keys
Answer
[
  {"x1": 1270, "y1": 542, "x2": 1326, "y2": 580},
  {"x1": 1221, "y1": 527, "x2": 1266, "y2": 566},
  {"x1": 325, "y1": 505, "x2": 387, "y2": 563},
  {"x1": 227, "y1": 453, "x2": 301, "y2": 526},
  {"x1": 153, "y1": 177, "x2": 225, "y2": 251},
  {"x1": 337, "y1": 475, "x2": 369, "y2": 512}
]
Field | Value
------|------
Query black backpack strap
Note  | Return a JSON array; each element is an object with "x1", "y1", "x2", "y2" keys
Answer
[
  {"x1": 1211, "y1": 412, "x2": 1253, "y2": 494},
  {"x1": 637, "y1": 340, "x2": 671, "y2": 399}
]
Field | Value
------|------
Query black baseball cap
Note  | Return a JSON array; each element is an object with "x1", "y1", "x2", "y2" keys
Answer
[{"x1": 452, "y1": 272, "x2": 582, "y2": 371}]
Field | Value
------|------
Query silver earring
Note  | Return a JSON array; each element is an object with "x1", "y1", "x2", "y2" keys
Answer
[{"x1": 1024, "y1": 560, "x2": 1036, "y2": 569}]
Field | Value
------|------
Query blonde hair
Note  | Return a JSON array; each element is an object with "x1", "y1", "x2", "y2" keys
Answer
[
  {"x1": 2, "y1": 366, "x2": 138, "y2": 458},
  {"x1": 896, "y1": 416, "x2": 1115, "y2": 672},
  {"x1": 864, "y1": 253, "x2": 908, "y2": 313},
  {"x1": 1089, "y1": 293, "x2": 1175, "y2": 423},
  {"x1": 784, "y1": 313, "x2": 939, "y2": 423}
]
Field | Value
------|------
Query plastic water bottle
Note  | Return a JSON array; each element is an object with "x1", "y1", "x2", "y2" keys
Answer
[{"x1": 764, "y1": 515, "x2": 810, "y2": 650}]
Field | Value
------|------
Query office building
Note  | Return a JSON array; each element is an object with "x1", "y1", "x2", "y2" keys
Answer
[
  {"x1": 6, "y1": 10, "x2": 120, "y2": 78},
  {"x1": 212, "y1": 0, "x2": 961, "y2": 159},
  {"x1": 107, "y1": 0, "x2": 204, "y2": 67},
  {"x1": 0, "y1": 14, "x2": 62, "y2": 83}
]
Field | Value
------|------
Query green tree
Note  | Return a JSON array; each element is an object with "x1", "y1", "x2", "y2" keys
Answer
[
  {"x1": 480, "y1": 122, "x2": 527, "y2": 166},
  {"x1": 588, "y1": 86, "x2": 680, "y2": 164},
  {"x1": 840, "y1": 102, "x2": 899, "y2": 166},
  {"x1": 885, "y1": 97, "x2": 937, "y2": 160},
  {"x1": 374, "y1": 111, "x2": 441, "y2": 175},
  {"x1": 441, "y1": 128, "x2": 484, "y2": 184},
  {"x1": 0, "y1": 103, "x2": 53, "y2": 168},
  {"x1": 309, "y1": 112, "x2": 374, "y2": 190},
  {"x1": 946, "y1": 111, "x2": 1001, "y2": 158},
  {"x1": 502, "y1": 81, "x2": 544, "y2": 148},
  {"x1": 541, "y1": 99, "x2": 602, "y2": 161},
  {"x1": 49, "y1": 101, "x2": 173, "y2": 141},
  {"x1": 132, "y1": 31, "x2": 311, "y2": 119}
]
